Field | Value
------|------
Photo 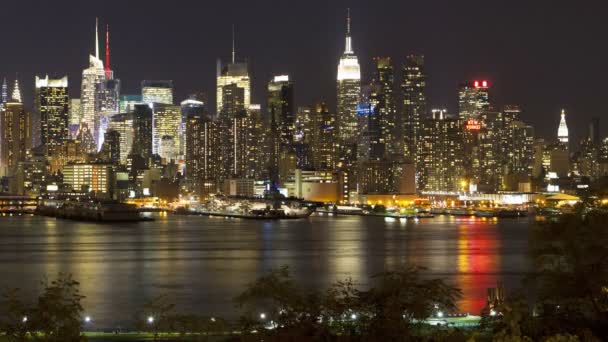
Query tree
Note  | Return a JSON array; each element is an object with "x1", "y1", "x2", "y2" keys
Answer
[
  {"x1": 529, "y1": 210, "x2": 608, "y2": 338},
  {"x1": 234, "y1": 265, "x2": 463, "y2": 341},
  {"x1": 0, "y1": 288, "x2": 30, "y2": 342},
  {"x1": 135, "y1": 294, "x2": 176, "y2": 341},
  {"x1": 29, "y1": 273, "x2": 87, "y2": 342}
]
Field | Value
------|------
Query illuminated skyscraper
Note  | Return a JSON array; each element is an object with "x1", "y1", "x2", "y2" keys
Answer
[
  {"x1": 557, "y1": 109, "x2": 569, "y2": 144},
  {"x1": 369, "y1": 57, "x2": 397, "y2": 158},
  {"x1": 401, "y1": 55, "x2": 426, "y2": 159},
  {"x1": 311, "y1": 102, "x2": 336, "y2": 171},
  {"x1": 152, "y1": 103, "x2": 181, "y2": 156},
  {"x1": 10, "y1": 78, "x2": 22, "y2": 103},
  {"x1": 268, "y1": 75, "x2": 295, "y2": 148},
  {"x1": 35, "y1": 75, "x2": 69, "y2": 154},
  {"x1": 142, "y1": 80, "x2": 173, "y2": 105},
  {"x1": 81, "y1": 18, "x2": 106, "y2": 150},
  {"x1": 458, "y1": 80, "x2": 490, "y2": 120},
  {"x1": 216, "y1": 29, "x2": 250, "y2": 114},
  {"x1": 336, "y1": 9, "x2": 361, "y2": 149},
  {"x1": 185, "y1": 110, "x2": 219, "y2": 196},
  {"x1": 0, "y1": 102, "x2": 31, "y2": 177},
  {"x1": 1, "y1": 78, "x2": 7, "y2": 104},
  {"x1": 108, "y1": 113, "x2": 133, "y2": 164},
  {"x1": 417, "y1": 110, "x2": 464, "y2": 192}
]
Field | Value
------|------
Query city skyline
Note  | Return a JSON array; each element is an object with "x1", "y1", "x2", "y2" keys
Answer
[{"x1": 0, "y1": 1, "x2": 606, "y2": 142}]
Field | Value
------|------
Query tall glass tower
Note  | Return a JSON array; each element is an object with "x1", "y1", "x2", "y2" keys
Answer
[{"x1": 336, "y1": 9, "x2": 361, "y2": 147}]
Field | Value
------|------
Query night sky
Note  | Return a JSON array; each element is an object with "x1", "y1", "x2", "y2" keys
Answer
[{"x1": 1, "y1": 0, "x2": 606, "y2": 142}]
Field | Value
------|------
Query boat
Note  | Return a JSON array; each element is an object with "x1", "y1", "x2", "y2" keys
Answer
[
  {"x1": 37, "y1": 201, "x2": 151, "y2": 222},
  {"x1": 191, "y1": 196, "x2": 314, "y2": 220},
  {"x1": 475, "y1": 209, "x2": 496, "y2": 218}
]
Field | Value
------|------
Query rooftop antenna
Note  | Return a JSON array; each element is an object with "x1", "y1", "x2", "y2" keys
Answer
[
  {"x1": 232, "y1": 24, "x2": 236, "y2": 64},
  {"x1": 95, "y1": 17, "x2": 99, "y2": 59}
]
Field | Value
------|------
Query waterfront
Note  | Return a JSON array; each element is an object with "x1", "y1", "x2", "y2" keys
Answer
[{"x1": 0, "y1": 213, "x2": 530, "y2": 329}]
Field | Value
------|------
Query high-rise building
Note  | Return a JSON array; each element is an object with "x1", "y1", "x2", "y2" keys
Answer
[
  {"x1": 336, "y1": 9, "x2": 361, "y2": 148},
  {"x1": 185, "y1": 110, "x2": 219, "y2": 196},
  {"x1": 0, "y1": 102, "x2": 31, "y2": 177},
  {"x1": 142, "y1": 80, "x2": 173, "y2": 105},
  {"x1": 458, "y1": 80, "x2": 490, "y2": 120},
  {"x1": 68, "y1": 98, "x2": 82, "y2": 126},
  {"x1": 62, "y1": 163, "x2": 112, "y2": 195},
  {"x1": 108, "y1": 113, "x2": 133, "y2": 164},
  {"x1": 11, "y1": 78, "x2": 22, "y2": 103},
  {"x1": 100, "y1": 129, "x2": 121, "y2": 164},
  {"x1": 216, "y1": 29, "x2": 250, "y2": 115},
  {"x1": 268, "y1": 75, "x2": 295, "y2": 148},
  {"x1": 35, "y1": 75, "x2": 69, "y2": 154},
  {"x1": 152, "y1": 103, "x2": 181, "y2": 156},
  {"x1": 368, "y1": 57, "x2": 397, "y2": 158},
  {"x1": 1, "y1": 78, "x2": 7, "y2": 104},
  {"x1": 401, "y1": 54, "x2": 426, "y2": 159},
  {"x1": 557, "y1": 109, "x2": 569, "y2": 144},
  {"x1": 589, "y1": 117, "x2": 600, "y2": 146},
  {"x1": 81, "y1": 18, "x2": 106, "y2": 150},
  {"x1": 119, "y1": 95, "x2": 143, "y2": 113},
  {"x1": 311, "y1": 102, "x2": 336, "y2": 171},
  {"x1": 131, "y1": 104, "x2": 153, "y2": 162},
  {"x1": 417, "y1": 110, "x2": 464, "y2": 192}
]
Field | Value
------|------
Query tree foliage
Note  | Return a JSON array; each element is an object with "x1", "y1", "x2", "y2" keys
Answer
[
  {"x1": 0, "y1": 273, "x2": 86, "y2": 342},
  {"x1": 234, "y1": 265, "x2": 463, "y2": 341}
]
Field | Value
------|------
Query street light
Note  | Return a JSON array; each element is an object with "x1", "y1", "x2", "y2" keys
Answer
[
  {"x1": 147, "y1": 316, "x2": 155, "y2": 324},
  {"x1": 437, "y1": 311, "x2": 444, "y2": 318},
  {"x1": 22, "y1": 316, "x2": 28, "y2": 323},
  {"x1": 259, "y1": 313, "x2": 266, "y2": 320},
  {"x1": 84, "y1": 316, "x2": 91, "y2": 323},
  {"x1": 350, "y1": 313, "x2": 357, "y2": 320}
]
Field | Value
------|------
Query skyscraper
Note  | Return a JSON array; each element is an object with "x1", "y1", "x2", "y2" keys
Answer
[
  {"x1": 336, "y1": 9, "x2": 361, "y2": 149},
  {"x1": 268, "y1": 75, "x2": 295, "y2": 148},
  {"x1": 311, "y1": 102, "x2": 336, "y2": 171},
  {"x1": 0, "y1": 102, "x2": 31, "y2": 177},
  {"x1": 10, "y1": 78, "x2": 22, "y2": 103},
  {"x1": 35, "y1": 75, "x2": 69, "y2": 154},
  {"x1": 152, "y1": 103, "x2": 181, "y2": 156},
  {"x1": 131, "y1": 104, "x2": 153, "y2": 162},
  {"x1": 417, "y1": 110, "x2": 464, "y2": 192},
  {"x1": 142, "y1": 80, "x2": 173, "y2": 105},
  {"x1": 108, "y1": 113, "x2": 133, "y2": 164},
  {"x1": 557, "y1": 109, "x2": 569, "y2": 144},
  {"x1": 369, "y1": 57, "x2": 397, "y2": 158},
  {"x1": 81, "y1": 18, "x2": 106, "y2": 150},
  {"x1": 216, "y1": 29, "x2": 250, "y2": 115},
  {"x1": 1, "y1": 78, "x2": 7, "y2": 104},
  {"x1": 401, "y1": 54, "x2": 426, "y2": 159},
  {"x1": 458, "y1": 80, "x2": 490, "y2": 120}
]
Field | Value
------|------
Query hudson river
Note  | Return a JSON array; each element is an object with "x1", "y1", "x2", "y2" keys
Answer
[{"x1": 0, "y1": 213, "x2": 530, "y2": 328}]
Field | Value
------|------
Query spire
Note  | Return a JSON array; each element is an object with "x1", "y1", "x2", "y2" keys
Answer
[
  {"x1": 1, "y1": 78, "x2": 7, "y2": 103},
  {"x1": 558, "y1": 109, "x2": 569, "y2": 144},
  {"x1": 231, "y1": 24, "x2": 236, "y2": 64},
  {"x1": 105, "y1": 24, "x2": 112, "y2": 78},
  {"x1": 95, "y1": 17, "x2": 100, "y2": 59},
  {"x1": 344, "y1": 8, "x2": 353, "y2": 54},
  {"x1": 11, "y1": 77, "x2": 22, "y2": 103}
]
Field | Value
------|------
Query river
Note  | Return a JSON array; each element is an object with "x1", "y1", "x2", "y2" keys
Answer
[{"x1": 0, "y1": 213, "x2": 530, "y2": 328}]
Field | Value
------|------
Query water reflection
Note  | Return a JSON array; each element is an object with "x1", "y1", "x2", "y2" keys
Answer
[{"x1": 0, "y1": 214, "x2": 527, "y2": 328}]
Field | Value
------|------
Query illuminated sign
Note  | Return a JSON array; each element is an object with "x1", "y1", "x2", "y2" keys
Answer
[
  {"x1": 465, "y1": 119, "x2": 481, "y2": 130},
  {"x1": 357, "y1": 103, "x2": 375, "y2": 116}
]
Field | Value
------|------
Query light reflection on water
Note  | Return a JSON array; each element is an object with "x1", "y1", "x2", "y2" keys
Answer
[{"x1": 0, "y1": 214, "x2": 529, "y2": 328}]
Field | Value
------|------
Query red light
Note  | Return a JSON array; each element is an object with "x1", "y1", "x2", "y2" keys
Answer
[
  {"x1": 474, "y1": 81, "x2": 479, "y2": 88},
  {"x1": 482, "y1": 81, "x2": 488, "y2": 87}
]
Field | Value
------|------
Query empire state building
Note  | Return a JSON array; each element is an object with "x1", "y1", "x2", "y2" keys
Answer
[{"x1": 336, "y1": 9, "x2": 361, "y2": 147}]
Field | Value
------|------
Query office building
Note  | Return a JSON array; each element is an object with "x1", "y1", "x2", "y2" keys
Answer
[
  {"x1": 268, "y1": 75, "x2": 295, "y2": 148},
  {"x1": 35, "y1": 75, "x2": 69, "y2": 154},
  {"x1": 81, "y1": 19, "x2": 106, "y2": 150},
  {"x1": 216, "y1": 38, "x2": 250, "y2": 114},
  {"x1": 152, "y1": 103, "x2": 181, "y2": 156},
  {"x1": 417, "y1": 110, "x2": 464, "y2": 192},
  {"x1": 401, "y1": 54, "x2": 426, "y2": 159},
  {"x1": 0, "y1": 102, "x2": 31, "y2": 177},
  {"x1": 557, "y1": 109, "x2": 569, "y2": 144},
  {"x1": 336, "y1": 9, "x2": 361, "y2": 148},
  {"x1": 142, "y1": 80, "x2": 173, "y2": 105},
  {"x1": 62, "y1": 163, "x2": 112, "y2": 194},
  {"x1": 458, "y1": 80, "x2": 490, "y2": 120}
]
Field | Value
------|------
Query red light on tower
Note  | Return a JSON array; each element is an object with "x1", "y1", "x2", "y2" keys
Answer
[
  {"x1": 474, "y1": 81, "x2": 479, "y2": 88},
  {"x1": 482, "y1": 80, "x2": 488, "y2": 87}
]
